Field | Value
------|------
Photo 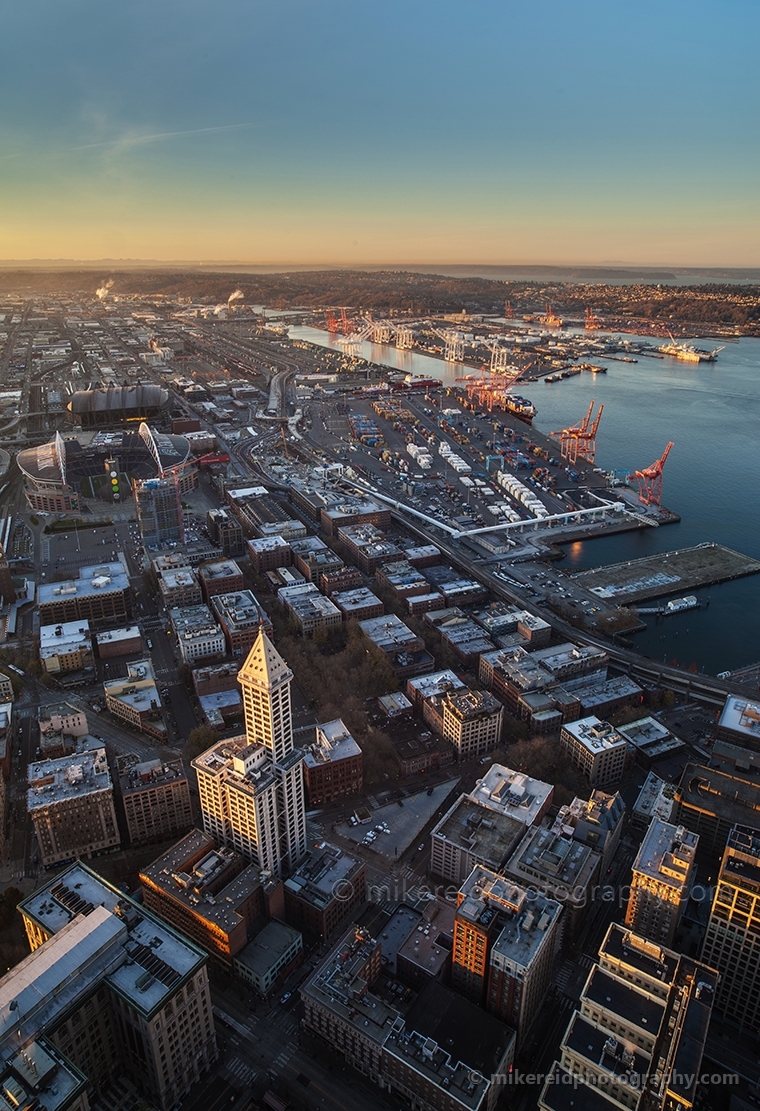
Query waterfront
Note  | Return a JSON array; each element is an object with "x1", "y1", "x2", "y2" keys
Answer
[{"x1": 290, "y1": 324, "x2": 760, "y2": 677}]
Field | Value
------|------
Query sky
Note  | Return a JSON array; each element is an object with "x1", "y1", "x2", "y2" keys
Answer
[{"x1": 1, "y1": 0, "x2": 759, "y2": 266}]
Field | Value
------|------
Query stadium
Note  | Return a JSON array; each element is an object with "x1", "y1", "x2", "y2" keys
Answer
[
  {"x1": 67, "y1": 384, "x2": 169, "y2": 429},
  {"x1": 18, "y1": 424, "x2": 193, "y2": 512}
]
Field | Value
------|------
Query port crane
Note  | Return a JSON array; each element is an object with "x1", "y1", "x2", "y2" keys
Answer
[
  {"x1": 326, "y1": 311, "x2": 339, "y2": 333},
  {"x1": 504, "y1": 300, "x2": 514, "y2": 319},
  {"x1": 540, "y1": 303, "x2": 563, "y2": 329},
  {"x1": 630, "y1": 442, "x2": 674, "y2": 505},
  {"x1": 550, "y1": 400, "x2": 604, "y2": 464},
  {"x1": 430, "y1": 327, "x2": 465, "y2": 362},
  {"x1": 585, "y1": 307, "x2": 603, "y2": 331}
]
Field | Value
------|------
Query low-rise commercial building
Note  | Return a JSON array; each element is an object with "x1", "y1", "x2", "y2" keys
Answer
[
  {"x1": 95, "y1": 624, "x2": 143, "y2": 658},
  {"x1": 119, "y1": 758, "x2": 193, "y2": 847},
  {"x1": 303, "y1": 719, "x2": 363, "y2": 805},
  {"x1": 198, "y1": 559, "x2": 245, "y2": 600},
  {"x1": 233, "y1": 920, "x2": 303, "y2": 998},
  {"x1": 284, "y1": 843, "x2": 366, "y2": 938},
  {"x1": 247, "y1": 535, "x2": 292, "y2": 573},
  {"x1": 332, "y1": 587, "x2": 385, "y2": 622},
  {"x1": 158, "y1": 567, "x2": 202, "y2": 608},
  {"x1": 103, "y1": 658, "x2": 164, "y2": 739},
  {"x1": 39, "y1": 620, "x2": 92, "y2": 674},
  {"x1": 139, "y1": 829, "x2": 282, "y2": 968},
  {"x1": 27, "y1": 748, "x2": 120, "y2": 866},
  {"x1": 559, "y1": 716, "x2": 629, "y2": 787},
  {"x1": 211, "y1": 589, "x2": 272, "y2": 656},
  {"x1": 301, "y1": 925, "x2": 515, "y2": 1111},
  {"x1": 359, "y1": 614, "x2": 433, "y2": 679},
  {"x1": 278, "y1": 582, "x2": 342, "y2": 637},
  {"x1": 290, "y1": 535, "x2": 344, "y2": 582},
  {"x1": 169, "y1": 604, "x2": 226, "y2": 663},
  {"x1": 505, "y1": 825, "x2": 601, "y2": 937},
  {"x1": 38, "y1": 559, "x2": 132, "y2": 628},
  {"x1": 320, "y1": 496, "x2": 391, "y2": 537},
  {"x1": 430, "y1": 795, "x2": 526, "y2": 884}
]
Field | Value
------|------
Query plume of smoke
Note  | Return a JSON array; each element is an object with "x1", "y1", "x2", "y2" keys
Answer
[
  {"x1": 96, "y1": 278, "x2": 114, "y2": 300},
  {"x1": 228, "y1": 289, "x2": 244, "y2": 304}
]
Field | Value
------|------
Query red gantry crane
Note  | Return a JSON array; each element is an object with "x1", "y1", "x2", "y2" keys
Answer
[
  {"x1": 550, "y1": 400, "x2": 603, "y2": 464},
  {"x1": 630, "y1": 442, "x2": 674, "y2": 505}
]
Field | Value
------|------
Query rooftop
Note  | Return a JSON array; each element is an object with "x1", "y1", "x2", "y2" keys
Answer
[
  {"x1": 396, "y1": 899, "x2": 455, "y2": 980},
  {"x1": 18, "y1": 862, "x2": 206, "y2": 1019},
  {"x1": 470, "y1": 763, "x2": 554, "y2": 827},
  {"x1": 433, "y1": 796, "x2": 526, "y2": 869},
  {"x1": 39, "y1": 620, "x2": 90, "y2": 658},
  {"x1": 719, "y1": 695, "x2": 760, "y2": 741},
  {"x1": 234, "y1": 919, "x2": 302, "y2": 978},
  {"x1": 28, "y1": 747, "x2": 112, "y2": 810},
  {"x1": 169, "y1": 604, "x2": 222, "y2": 638},
  {"x1": 359, "y1": 614, "x2": 421, "y2": 653},
  {"x1": 119, "y1": 758, "x2": 187, "y2": 795},
  {"x1": 199, "y1": 559, "x2": 243, "y2": 581},
  {"x1": 95, "y1": 625, "x2": 141, "y2": 645},
  {"x1": 506, "y1": 825, "x2": 600, "y2": 905},
  {"x1": 284, "y1": 843, "x2": 362, "y2": 910},
  {"x1": 561, "y1": 716, "x2": 628, "y2": 755},
  {"x1": 304, "y1": 720, "x2": 362, "y2": 768},
  {"x1": 211, "y1": 589, "x2": 269, "y2": 631},
  {"x1": 443, "y1": 688, "x2": 502, "y2": 721},
  {"x1": 584, "y1": 965, "x2": 665, "y2": 1034},
  {"x1": 38, "y1": 559, "x2": 129, "y2": 605},
  {"x1": 632, "y1": 819, "x2": 698, "y2": 890},
  {"x1": 103, "y1": 658, "x2": 159, "y2": 712},
  {"x1": 633, "y1": 772, "x2": 676, "y2": 823},
  {"x1": 278, "y1": 582, "x2": 342, "y2": 621},
  {"x1": 407, "y1": 669, "x2": 465, "y2": 701}
]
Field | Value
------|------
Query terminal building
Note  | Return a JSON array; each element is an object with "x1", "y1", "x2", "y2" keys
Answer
[
  {"x1": 16, "y1": 863, "x2": 217, "y2": 1111},
  {"x1": 27, "y1": 748, "x2": 120, "y2": 866}
]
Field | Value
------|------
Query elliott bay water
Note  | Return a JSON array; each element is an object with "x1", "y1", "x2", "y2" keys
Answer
[{"x1": 289, "y1": 324, "x2": 760, "y2": 677}]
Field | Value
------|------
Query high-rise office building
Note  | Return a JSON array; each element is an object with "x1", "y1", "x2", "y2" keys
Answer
[
  {"x1": 135, "y1": 475, "x2": 183, "y2": 549},
  {"x1": 625, "y1": 819, "x2": 698, "y2": 946},
  {"x1": 193, "y1": 627, "x2": 307, "y2": 876},
  {"x1": 701, "y1": 824, "x2": 760, "y2": 1033}
]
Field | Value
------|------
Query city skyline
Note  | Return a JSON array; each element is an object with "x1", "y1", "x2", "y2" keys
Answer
[{"x1": 1, "y1": 0, "x2": 759, "y2": 265}]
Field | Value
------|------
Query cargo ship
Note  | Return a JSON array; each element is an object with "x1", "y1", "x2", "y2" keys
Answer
[
  {"x1": 504, "y1": 395, "x2": 536, "y2": 423},
  {"x1": 390, "y1": 375, "x2": 442, "y2": 392},
  {"x1": 657, "y1": 340, "x2": 725, "y2": 363}
]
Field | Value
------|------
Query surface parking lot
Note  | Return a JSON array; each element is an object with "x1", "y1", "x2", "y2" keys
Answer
[{"x1": 335, "y1": 780, "x2": 458, "y2": 860}]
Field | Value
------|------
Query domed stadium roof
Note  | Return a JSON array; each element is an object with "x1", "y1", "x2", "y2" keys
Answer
[{"x1": 67, "y1": 385, "x2": 168, "y2": 414}]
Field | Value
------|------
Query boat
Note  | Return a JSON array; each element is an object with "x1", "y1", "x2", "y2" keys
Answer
[
  {"x1": 392, "y1": 375, "x2": 441, "y2": 392},
  {"x1": 664, "y1": 595, "x2": 699, "y2": 614},
  {"x1": 657, "y1": 340, "x2": 725, "y2": 363},
  {"x1": 504, "y1": 395, "x2": 536, "y2": 423}
]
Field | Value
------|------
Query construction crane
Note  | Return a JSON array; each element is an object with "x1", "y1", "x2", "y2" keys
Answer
[
  {"x1": 629, "y1": 442, "x2": 674, "y2": 505},
  {"x1": 585, "y1": 307, "x2": 602, "y2": 331},
  {"x1": 431, "y1": 328, "x2": 465, "y2": 362},
  {"x1": 280, "y1": 428, "x2": 290, "y2": 458},
  {"x1": 550, "y1": 400, "x2": 603, "y2": 464}
]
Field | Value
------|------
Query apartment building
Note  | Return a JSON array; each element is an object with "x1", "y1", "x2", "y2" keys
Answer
[{"x1": 440, "y1": 689, "x2": 503, "y2": 761}]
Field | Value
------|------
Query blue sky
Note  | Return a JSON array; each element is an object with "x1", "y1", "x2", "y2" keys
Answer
[{"x1": 1, "y1": 0, "x2": 758, "y2": 264}]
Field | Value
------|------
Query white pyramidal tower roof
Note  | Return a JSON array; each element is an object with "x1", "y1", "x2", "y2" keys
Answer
[{"x1": 237, "y1": 626, "x2": 292, "y2": 691}]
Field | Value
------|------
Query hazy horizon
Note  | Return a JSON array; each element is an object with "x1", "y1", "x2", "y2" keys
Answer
[{"x1": 2, "y1": 1, "x2": 758, "y2": 265}]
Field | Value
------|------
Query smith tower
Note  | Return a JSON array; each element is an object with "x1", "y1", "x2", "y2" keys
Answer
[{"x1": 236, "y1": 626, "x2": 307, "y2": 872}]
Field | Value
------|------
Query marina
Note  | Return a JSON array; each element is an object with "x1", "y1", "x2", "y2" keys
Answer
[{"x1": 570, "y1": 544, "x2": 760, "y2": 605}]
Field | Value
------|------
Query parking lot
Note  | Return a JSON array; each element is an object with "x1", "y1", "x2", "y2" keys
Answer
[{"x1": 335, "y1": 780, "x2": 458, "y2": 861}]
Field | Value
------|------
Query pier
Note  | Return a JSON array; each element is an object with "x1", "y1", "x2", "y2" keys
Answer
[{"x1": 570, "y1": 543, "x2": 760, "y2": 604}]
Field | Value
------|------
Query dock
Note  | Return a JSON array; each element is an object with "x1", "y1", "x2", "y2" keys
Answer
[{"x1": 570, "y1": 543, "x2": 760, "y2": 604}]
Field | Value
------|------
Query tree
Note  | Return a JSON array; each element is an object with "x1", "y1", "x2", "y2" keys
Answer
[{"x1": 185, "y1": 725, "x2": 219, "y2": 759}]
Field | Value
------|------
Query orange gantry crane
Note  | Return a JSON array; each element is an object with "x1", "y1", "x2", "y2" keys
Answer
[
  {"x1": 326, "y1": 311, "x2": 339, "y2": 333},
  {"x1": 585, "y1": 307, "x2": 602, "y2": 330},
  {"x1": 504, "y1": 300, "x2": 514, "y2": 319},
  {"x1": 550, "y1": 400, "x2": 604, "y2": 464},
  {"x1": 629, "y1": 442, "x2": 674, "y2": 505}
]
